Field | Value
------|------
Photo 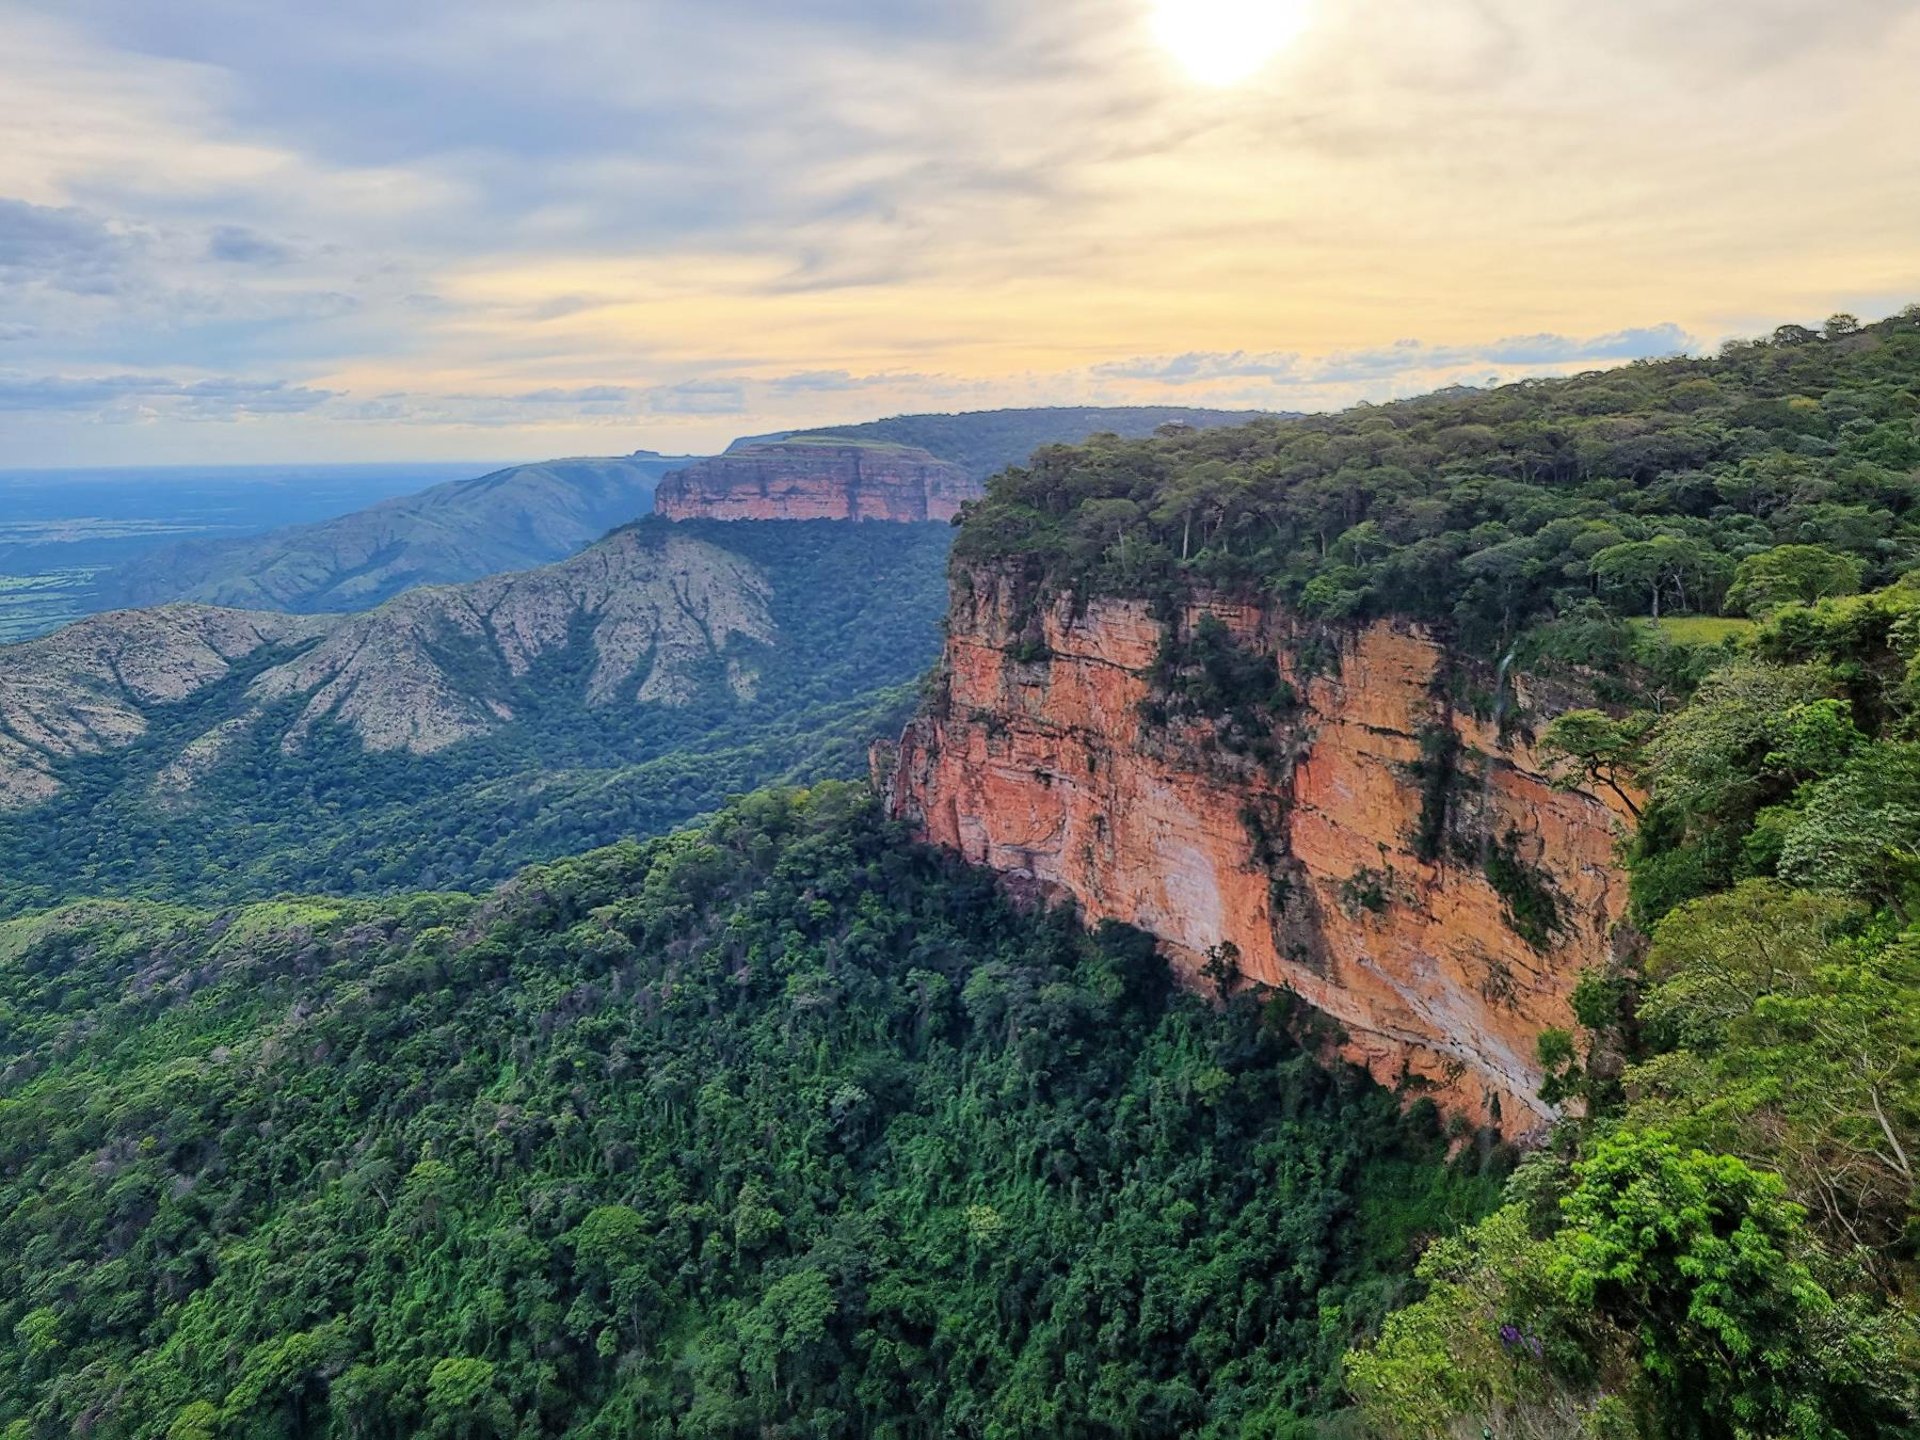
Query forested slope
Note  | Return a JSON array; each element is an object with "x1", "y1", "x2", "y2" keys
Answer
[
  {"x1": 0, "y1": 521, "x2": 952, "y2": 911},
  {"x1": 1344, "y1": 585, "x2": 1920, "y2": 1436},
  {"x1": 0, "y1": 786, "x2": 1494, "y2": 1439},
  {"x1": 957, "y1": 309, "x2": 1920, "y2": 653}
]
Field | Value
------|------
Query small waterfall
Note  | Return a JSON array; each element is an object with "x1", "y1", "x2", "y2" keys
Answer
[{"x1": 1480, "y1": 645, "x2": 1519, "y2": 865}]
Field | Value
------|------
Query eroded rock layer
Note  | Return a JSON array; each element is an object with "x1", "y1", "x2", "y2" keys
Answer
[
  {"x1": 878, "y1": 565, "x2": 1636, "y2": 1129},
  {"x1": 656, "y1": 442, "x2": 979, "y2": 522}
]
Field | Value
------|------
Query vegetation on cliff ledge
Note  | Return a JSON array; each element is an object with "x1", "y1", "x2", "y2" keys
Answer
[
  {"x1": 1348, "y1": 578, "x2": 1920, "y2": 1438},
  {"x1": 956, "y1": 308, "x2": 1920, "y2": 653}
]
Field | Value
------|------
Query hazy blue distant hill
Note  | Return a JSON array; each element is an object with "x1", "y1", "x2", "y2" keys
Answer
[
  {"x1": 94, "y1": 452, "x2": 696, "y2": 615},
  {"x1": 0, "y1": 463, "x2": 484, "y2": 642},
  {"x1": 732, "y1": 405, "x2": 1273, "y2": 479}
]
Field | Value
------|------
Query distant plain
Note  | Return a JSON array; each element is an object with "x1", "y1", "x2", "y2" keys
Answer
[{"x1": 0, "y1": 463, "x2": 496, "y2": 640}]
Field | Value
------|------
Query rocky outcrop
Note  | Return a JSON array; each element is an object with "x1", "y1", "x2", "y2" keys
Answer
[
  {"x1": 877, "y1": 565, "x2": 1637, "y2": 1131},
  {"x1": 0, "y1": 527, "x2": 776, "y2": 808},
  {"x1": 248, "y1": 528, "x2": 772, "y2": 754},
  {"x1": 656, "y1": 442, "x2": 979, "y2": 522},
  {"x1": 0, "y1": 607, "x2": 331, "y2": 809}
]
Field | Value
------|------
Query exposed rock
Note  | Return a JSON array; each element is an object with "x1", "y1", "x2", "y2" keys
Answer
[
  {"x1": 249, "y1": 527, "x2": 773, "y2": 754},
  {"x1": 0, "y1": 527, "x2": 776, "y2": 805},
  {"x1": 656, "y1": 442, "x2": 980, "y2": 522},
  {"x1": 0, "y1": 607, "x2": 334, "y2": 811},
  {"x1": 877, "y1": 564, "x2": 1639, "y2": 1131}
]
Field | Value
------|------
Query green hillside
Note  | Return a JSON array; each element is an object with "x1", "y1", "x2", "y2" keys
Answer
[
  {"x1": 0, "y1": 786, "x2": 1493, "y2": 1439},
  {"x1": 742, "y1": 405, "x2": 1270, "y2": 480},
  {"x1": 95, "y1": 453, "x2": 694, "y2": 615},
  {"x1": 0, "y1": 521, "x2": 951, "y2": 912}
]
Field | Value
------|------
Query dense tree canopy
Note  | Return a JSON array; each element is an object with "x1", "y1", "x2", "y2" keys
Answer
[
  {"x1": 957, "y1": 308, "x2": 1920, "y2": 652},
  {"x1": 0, "y1": 787, "x2": 1499, "y2": 1439}
]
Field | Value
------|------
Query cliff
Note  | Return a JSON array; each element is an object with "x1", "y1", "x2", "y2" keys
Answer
[
  {"x1": 655, "y1": 441, "x2": 979, "y2": 522},
  {"x1": 877, "y1": 565, "x2": 1637, "y2": 1131}
]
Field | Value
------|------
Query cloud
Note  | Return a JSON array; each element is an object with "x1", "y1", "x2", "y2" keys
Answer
[
  {"x1": 206, "y1": 223, "x2": 293, "y2": 264},
  {"x1": 647, "y1": 380, "x2": 748, "y2": 415},
  {"x1": 0, "y1": 0, "x2": 1914, "y2": 465},
  {"x1": 0, "y1": 371, "x2": 335, "y2": 419},
  {"x1": 0, "y1": 197, "x2": 135, "y2": 295},
  {"x1": 1096, "y1": 325, "x2": 1696, "y2": 391}
]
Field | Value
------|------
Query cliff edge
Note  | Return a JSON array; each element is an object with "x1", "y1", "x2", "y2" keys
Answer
[
  {"x1": 877, "y1": 563, "x2": 1637, "y2": 1130},
  {"x1": 656, "y1": 441, "x2": 979, "y2": 522}
]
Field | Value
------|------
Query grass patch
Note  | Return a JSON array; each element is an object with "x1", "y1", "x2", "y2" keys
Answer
[{"x1": 1633, "y1": 615, "x2": 1757, "y2": 647}]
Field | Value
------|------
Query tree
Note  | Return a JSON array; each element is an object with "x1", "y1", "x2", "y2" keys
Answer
[
  {"x1": 1346, "y1": 1205, "x2": 1622, "y2": 1440},
  {"x1": 425, "y1": 1357, "x2": 510, "y2": 1438},
  {"x1": 1725, "y1": 545, "x2": 1864, "y2": 617},
  {"x1": 1642, "y1": 661, "x2": 1832, "y2": 829},
  {"x1": 1553, "y1": 1129, "x2": 1899, "y2": 1439},
  {"x1": 1778, "y1": 743, "x2": 1920, "y2": 903},
  {"x1": 1589, "y1": 536, "x2": 1726, "y2": 619},
  {"x1": 1540, "y1": 710, "x2": 1651, "y2": 819}
]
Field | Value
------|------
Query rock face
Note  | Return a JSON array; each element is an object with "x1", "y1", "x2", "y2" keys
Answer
[
  {"x1": 0, "y1": 527, "x2": 775, "y2": 808},
  {"x1": 655, "y1": 442, "x2": 980, "y2": 523},
  {"x1": 0, "y1": 607, "x2": 333, "y2": 808},
  {"x1": 247, "y1": 527, "x2": 772, "y2": 754},
  {"x1": 877, "y1": 565, "x2": 1637, "y2": 1130}
]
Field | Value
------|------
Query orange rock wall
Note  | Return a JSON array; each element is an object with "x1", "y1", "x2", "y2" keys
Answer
[
  {"x1": 655, "y1": 443, "x2": 980, "y2": 522},
  {"x1": 878, "y1": 566, "x2": 1636, "y2": 1131}
]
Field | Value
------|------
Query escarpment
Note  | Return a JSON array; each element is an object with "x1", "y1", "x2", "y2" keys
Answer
[
  {"x1": 656, "y1": 441, "x2": 980, "y2": 522},
  {"x1": 878, "y1": 564, "x2": 1637, "y2": 1130}
]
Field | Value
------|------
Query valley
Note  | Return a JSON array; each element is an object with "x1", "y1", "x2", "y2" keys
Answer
[
  {"x1": 4, "y1": 331, "x2": 1920, "y2": 1437},
  {"x1": 0, "y1": 517, "x2": 953, "y2": 909}
]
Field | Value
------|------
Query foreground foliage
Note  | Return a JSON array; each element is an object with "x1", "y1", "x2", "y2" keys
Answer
[
  {"x1": 0, "y1": 786, "x2": 1496, "y2": 1438},
  {"x1": 1348, "y1": 577, "x2": 1920, "y2": 1438}
]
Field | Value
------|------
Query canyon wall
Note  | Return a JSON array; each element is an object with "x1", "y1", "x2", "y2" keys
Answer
[
  {"x1": 877, "y1": 564, "x2": 1637, "y2": 1131},
  {"x1": 656, "y1": 442, "x2": 980, "y2": 522}
]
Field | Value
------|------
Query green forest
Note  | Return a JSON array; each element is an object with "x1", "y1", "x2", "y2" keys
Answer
[
  {"x1": 958, "y1": 308, "x2": 1920, "y2": 653},
  {"x1": 0, "y1": 786, "x2": 1496, "y2": 1438},
  {"x1": 0, "y1": 521, "x2": 951, "y2": 915},
  {"x1": 7, "y1": 311, "x2": 1920, "y2": 1437}
]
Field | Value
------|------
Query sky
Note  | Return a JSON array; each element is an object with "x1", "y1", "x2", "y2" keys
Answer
[{"x1": 1, "y1": 0, "x2": 1917, "y2": 466}]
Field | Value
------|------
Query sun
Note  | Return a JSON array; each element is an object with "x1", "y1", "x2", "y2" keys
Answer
[{"x1": 1150, "y1": 0, "x2": 1315, "y2": 86}]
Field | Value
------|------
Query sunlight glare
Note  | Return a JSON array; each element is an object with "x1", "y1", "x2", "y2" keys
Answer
[{"x1": 1150, "y1": 0, "x2": 1315, "y2": 87}]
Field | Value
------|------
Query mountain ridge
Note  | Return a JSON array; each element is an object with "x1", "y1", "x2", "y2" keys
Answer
[{"x1": 93, "y1": 452, "x2": 696, "y2": 615}]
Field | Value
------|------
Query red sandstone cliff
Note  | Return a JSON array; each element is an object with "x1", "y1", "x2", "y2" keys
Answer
[
  {"x1": 655, "y1": 441, "x2": 980, "y2": 522},
  {"x1": 876, "y1": 564, "x2": 1638, "y2": 1131}
]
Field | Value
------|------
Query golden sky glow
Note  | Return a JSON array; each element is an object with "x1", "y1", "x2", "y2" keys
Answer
[{"x1": 1, "y1": 0, "x2": 1917, "y2": 463}]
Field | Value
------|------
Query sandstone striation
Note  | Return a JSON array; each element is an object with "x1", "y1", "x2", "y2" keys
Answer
[
  {"x1": 878, "y1": 564, "x2": 1638, "y2": 1130},
  {"x1": 655, "y1": 441, "x2": 980, "y2": 522}
]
